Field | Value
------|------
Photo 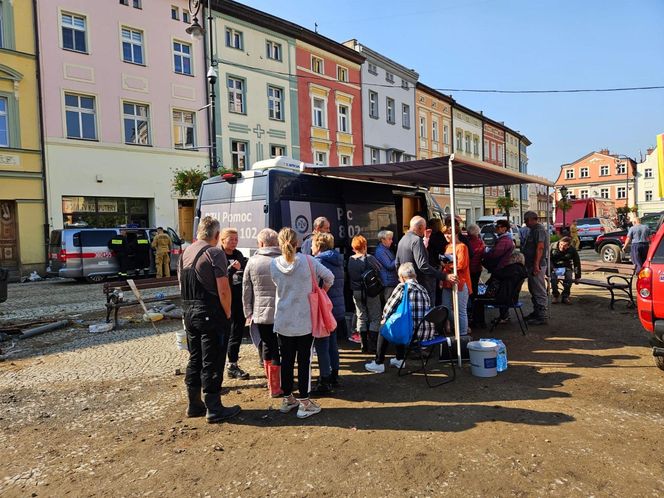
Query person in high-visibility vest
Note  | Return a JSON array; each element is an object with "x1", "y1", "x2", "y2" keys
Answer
[
  {"x1": 136, "y1": 232, "x2": 151, "y2": 276},
  {"x1": 151, "y1": 227, "x2": 172, "y2": 278},
  {"x1": 108, "y1": 231, "x2": 129, "y2": 277}
]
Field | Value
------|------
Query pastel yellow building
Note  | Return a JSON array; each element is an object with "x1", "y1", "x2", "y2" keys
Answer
[{"x1": 0, "y1": 0, "x2": 45, "y2": 277}]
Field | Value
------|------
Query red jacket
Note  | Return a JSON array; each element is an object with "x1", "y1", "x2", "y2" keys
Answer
[{"x1": 469, "y1": 235, "x2": 485, "y2": 274}]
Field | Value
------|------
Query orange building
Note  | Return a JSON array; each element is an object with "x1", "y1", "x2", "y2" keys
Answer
[{"x1": 554, "y1": 150, "x2": 637, "y2": 208}]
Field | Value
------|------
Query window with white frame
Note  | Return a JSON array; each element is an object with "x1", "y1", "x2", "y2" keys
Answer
[
  {"x1": 388, "y1": 150, "x2": 401, "y2": 163},
  {"x1": 645, "y1": 168, "x2": 653, "y2": 178},
  {"x1": 385, "y1": 72, "x2": 394, "y2": 83},
  {"x1": 646, "y1": 190, "x2": 653, "y2": 201},
  {"x1": 171, "y1": 6, "x2": 179, "y2": 20},
  {"x1": 337, "y1": 104, "x2": 349, "y2": 133},
  {"x1": 227, "y1": 77, "x2": 245, "y2": 114},
  {"x1": 266, "y1": 40, "x2": 282, "y2": 61},
  {"x1": 368, "y1": 91, "x2": 378, "y2": 119},
  {"x1": 61, "y1": 12, "x2": 87, "y2": 53},
  {"x1": 123, "y1": 101, "x2": 150, "y2": 145},
  {"x1": 600, "y1": 165, "x2": 609, "y2": 176},
  {"x1": 401, "y1": 79, "x2": 409, "y2": 90},
  {"x1": 464, "y1": 134, "x2": 471, "y2": 154},
  {"x1": 386, "y1": 98, "x2": 395, "y2": 124},
  {"x1": 443, "y1": 124, "x2": 449, "y2": 145},
  {"x1": 565, "y1": 169, "x2": 574, "y2": 179},
  {"x1": 580, "y1": 167, "x2": 589, "y2": 178},
  {"x1": 173, "y1": 41, "x2": 192, "y2": 75},
  {"x1": 132, "y1": 0, "x2": 141, "y2": 8},
  {"x1": 312, "y1": 97, "x2": 326, "y2": 128},
  {"x1": 122, "y1": 27, "x2": 144, "y2": 64},
  {"x1": 172, "y1": 109, "x2": 195, "y2": 149},
  {"x1": 268, "y1": 86, "x2": 283, "y2": 120},
  {"x1": 314, "y1": 151, "x2": 327, "y2": 165},
  {"x1": 490, "y1": 143, "x2": 496, "y2": 160},
  {"x1": 231, "y1": 140, "x2": 248, "y2": 170},
  {"x1": 225, "y1": 28, "x2": 243, "y2": 50},
  {"x1": 432, "y1": 120, "x2": 439, "y2": 142},
  {"x1": 473, "y1": 136, "x2": 479, "y2": 156},
  {"x1": 65, "y1": 93, "x2": 97, "y2": 140},
  {"x1": 484, "y1": 139, "x2": 489, "y2": 157},
  {"x1": 456, "y1": 130, "x2": 463, "y2": 151},
  {"x1": 497, "y1": 144, "x2": 503, "y2": 163},
  {"x1": 182, "y1": 10, "x2": 190, "y2": 23},
  {"x1": 337, "y1": 65, "x2": 348, "y2": 82},
  {"x1": 419, "y1": 116, "x2": 427, "y2": 139},
  {"x1": 600, "y1": 188, "x2": 609, "y2": 199},
  {"x1": 270, "y1": 144, "x2": 286, "y2": 158},
  {"x1": 367, "y1": 62, "x2": 377, "y2": 75},
  {"x1": 402, "y1": 104, "x2": 410, "y2": 129},
  {"x1": 580, "y1": 189, "x2": 588, "y2": 199},
  {"x1": 311, "y1": 56, "x2": 324, "y2": 74},
  {"x1": 617, "y1": 162, "x2": 626, "y2": 174},
  {"x1": 370, "y1": 148, "x2": 379, "y2": 164},
  {"x1": 0, "y1": 97, "x2": 9, "y2": 146},
  {"x1": 617, "y1": 186, "x2": 626, "y2": 199},
  {"x1": 340, "y1": 154, "x2": 351, "y2": 166}
]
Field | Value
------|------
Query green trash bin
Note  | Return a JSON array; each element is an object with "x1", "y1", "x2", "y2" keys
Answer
[{"x1": 0, "y1": 268, "x2": 8, "y2": 303}]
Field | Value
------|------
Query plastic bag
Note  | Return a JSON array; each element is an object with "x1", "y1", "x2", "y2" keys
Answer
[{"x1": 380, "y1": 283, "x2": 413, "y2": 345}]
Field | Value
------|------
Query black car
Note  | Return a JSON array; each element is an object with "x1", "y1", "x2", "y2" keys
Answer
[{"x1": 594, "y1": 212, "x2": 664, "y2": 263}]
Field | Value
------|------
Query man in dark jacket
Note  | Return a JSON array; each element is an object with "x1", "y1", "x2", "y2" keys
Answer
[
  {"x1": 300, "y1": 216, "x2": 330, "y2": 255},
  {"x1": 395, "y1": 216, "x2": 455, "y2": 301},
  {"x1": 550, "y1": 236, "x2": 581, "y2": 304}
]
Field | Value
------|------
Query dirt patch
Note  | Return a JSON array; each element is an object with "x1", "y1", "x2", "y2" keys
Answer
[{"x1": 1, "y1": 278, "x2": 664, "y2": 497}]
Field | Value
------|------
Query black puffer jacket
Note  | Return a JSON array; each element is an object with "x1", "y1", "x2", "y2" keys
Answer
[{"x1": 550, "y1": 244, "x2": 581, "y2": 279}]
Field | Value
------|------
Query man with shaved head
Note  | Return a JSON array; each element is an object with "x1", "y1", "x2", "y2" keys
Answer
[{"x1": 395, "y1": 216, "x2": 456, "y2": 301}]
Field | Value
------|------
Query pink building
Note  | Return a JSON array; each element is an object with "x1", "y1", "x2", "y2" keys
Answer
[{"x1": 36, "y1": 0, "x2": 208, "y2": 237}]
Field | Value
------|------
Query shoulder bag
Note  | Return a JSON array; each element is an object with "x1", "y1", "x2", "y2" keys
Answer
[
  {"x1": 379, "y1": 283, "x2": 414, "y2": 345},
  {"x1": 306, "y1": 256, "x2": 337, "y2": 338}
]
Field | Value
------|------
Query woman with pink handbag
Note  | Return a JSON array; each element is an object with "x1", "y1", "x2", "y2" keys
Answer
[{"x1": 270, "y1": 227, "x2": 334, "y2": 419}]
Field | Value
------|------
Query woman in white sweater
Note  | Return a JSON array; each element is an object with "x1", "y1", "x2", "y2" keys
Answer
[{"x1": 270, "y1": 227, "x2": 334, "y2": 418}]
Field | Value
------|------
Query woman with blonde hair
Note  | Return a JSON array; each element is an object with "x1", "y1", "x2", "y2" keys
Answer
[{"x1": 270, "y1": 227, "x2": 334, "y2": 418}]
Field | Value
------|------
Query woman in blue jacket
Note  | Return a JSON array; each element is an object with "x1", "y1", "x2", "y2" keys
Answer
[
  {"x1": 311, "y1": 232, "x2": 345, "y2": 394},
  {"x1": 374, "y1": 230, "x2": 399, "y2": 302}
]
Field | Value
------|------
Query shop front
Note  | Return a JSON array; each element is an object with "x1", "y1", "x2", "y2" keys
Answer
[{"x1": 62, "y1": 196, "x2": 151, "y2": 228}]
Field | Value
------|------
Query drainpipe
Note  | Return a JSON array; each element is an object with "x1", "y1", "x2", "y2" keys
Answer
[{"x1": 33, "y1": 0, "x2": 50, "y2": 269}]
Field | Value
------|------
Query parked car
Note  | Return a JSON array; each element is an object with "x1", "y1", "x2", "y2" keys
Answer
[
  {"x1": 635, "y1": 222, "x2": 664, "y2": 372},
  {"x1": 573, "y1": 217, "x2": 616, "y2": 249},
  {"x1": 594, "y1": 212, "x2": 664, "y2": 263},
  {"x1": 47, "y1": 227, "x2": 183, "y2": 283},
  {"x1": 479, "y1": 223, "x2": 520, "y2": 248}
]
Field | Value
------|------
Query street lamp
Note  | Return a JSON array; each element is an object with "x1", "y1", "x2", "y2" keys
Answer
[
  {"x1": 559, "y1": 185, "x2": 569, "y2": 234},
  {"x1": 186, "y1": 0, "x2": 218, "y2": 175}
]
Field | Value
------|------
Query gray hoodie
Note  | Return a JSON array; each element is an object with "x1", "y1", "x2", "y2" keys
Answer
[
  {"x1": 270, "y1": 253, "x2": 334, "y2": 336},
  {"x1": 242, "y1": 246, "x2": 281, "y2": 324}
]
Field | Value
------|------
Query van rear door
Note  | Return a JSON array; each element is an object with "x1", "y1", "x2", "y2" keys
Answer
[
  {"x1": 48, "y1": 230, "x2": 64, "y2": 274},
  {"x1": 79, "y1": 230, "x2": 118, "y2": 277}
]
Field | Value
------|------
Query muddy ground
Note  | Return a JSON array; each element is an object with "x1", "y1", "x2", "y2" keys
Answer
[{"x1": 1, "y1": 275, "x2": 663, "y2": 497}]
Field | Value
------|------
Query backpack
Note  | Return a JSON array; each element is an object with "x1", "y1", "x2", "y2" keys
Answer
[
  {"x1": 380, "y1": 283, "x2": 413, "y2": 345},
  {"x1": 361, "y1": 255, "x2": 384, "y2": 299}
]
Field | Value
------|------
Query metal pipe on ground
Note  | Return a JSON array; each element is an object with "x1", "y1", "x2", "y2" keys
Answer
[{"x1": 19, "y1": 320, "x2": 70, "y2": 340}]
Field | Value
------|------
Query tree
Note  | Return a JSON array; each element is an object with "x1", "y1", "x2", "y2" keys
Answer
[
  {"x1": 172, "y1": 168, "x2": 208, "y2": 197},
  {"x1": 556, "y1": 199, "x2": 572, "y2": 234},
  {"x1": 496, "y1": 195, "x2": 517, "y2": 219}
]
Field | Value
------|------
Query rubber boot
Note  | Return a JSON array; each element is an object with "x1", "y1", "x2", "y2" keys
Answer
[
  {"x1": 268, "y1": 363, "x2": 284, "y2": 398},
  {"x1": 186, "y1": 386, "x2": 206, "y2": 418},
  {"x1": 310, "y1": 376, "x2": 333, "y2": 397},
  {"x1": 203, "y1": 393, "x2": 241, "y2": 424},
  {"x1": 360, "y1": 331, "x2": 369, "y2": 353},
  {"x1": 367, "y1": 331, "x2": 379, "y2": 354}
]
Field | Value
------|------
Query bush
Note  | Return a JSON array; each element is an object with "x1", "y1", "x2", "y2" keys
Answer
[
  {"x1": 550, "y1": 234, "x2": 561, "y2": 243},
  {"x1": 172, "y1": 168, "x2": 208, "y2": 197}
]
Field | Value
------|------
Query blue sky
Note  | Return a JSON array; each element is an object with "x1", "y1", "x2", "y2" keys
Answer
[{"x1": 240, "y1": 0, "x2": 664, "y2": 179}]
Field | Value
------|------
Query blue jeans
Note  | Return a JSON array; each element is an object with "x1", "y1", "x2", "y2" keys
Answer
[
  {"x1": 442, "y1": 283, "x2": 470, "y2": 336},
  {"x1": 314, "y1": 331, "x2": 339, "y2": 377}
]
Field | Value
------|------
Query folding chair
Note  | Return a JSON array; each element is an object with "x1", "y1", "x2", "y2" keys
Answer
[
  {"x1": 398, "y1": 305, "x2": 456, "y2": 387},
  {"x1": 485, "y1": 277, "x2": 529, "y2": 335}
]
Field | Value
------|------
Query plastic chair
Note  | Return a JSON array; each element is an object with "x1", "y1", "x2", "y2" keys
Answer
[{"x1": 398, "y1": 305, "x2": 456, "y2": 387}]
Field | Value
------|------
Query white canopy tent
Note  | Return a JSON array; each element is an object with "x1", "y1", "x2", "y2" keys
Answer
[{"x1": 302, "y1": 155, "x2": 554, "y2": 366}]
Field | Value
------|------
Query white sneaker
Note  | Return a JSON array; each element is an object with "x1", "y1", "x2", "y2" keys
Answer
[
  {"x1": 296, "y1": 399, "x2": 321, "y2": 419},
  {"x1": 364, "y1": 361, "x2": 385, "y2": 373},
  {"x1": 389, "y1": 358, "x2": 404, "y2": 369},
  {"x1": 279, "y1": 396, "x2": 299, "y2": 413}
]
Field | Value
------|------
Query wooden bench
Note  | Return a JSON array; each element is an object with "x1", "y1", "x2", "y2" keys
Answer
[
  {"x1": 103, "y1": 276, "x2": 180, "y2": 328},
  {"x1": 577, "y1": 261, "x2": 635, "y2": 309}
]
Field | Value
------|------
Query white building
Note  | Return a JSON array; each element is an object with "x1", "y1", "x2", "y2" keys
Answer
[
  {"x1": 637, "y1": 146, "x2": 664, "y2": 215},
  {"x1": 343, "y1": 39, "x2": 417, "y2": 164},
  {"x1": 452, "y1": 105, "x2": 483, "y2": 223}
]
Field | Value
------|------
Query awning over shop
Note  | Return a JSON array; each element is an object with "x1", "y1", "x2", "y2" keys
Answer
[{"x1": 301, "y1": 155, "x2": 553, "y2": 189}]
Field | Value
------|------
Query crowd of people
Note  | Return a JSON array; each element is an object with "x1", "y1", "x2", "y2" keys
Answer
[{"x1": 178, "y1": 210, "x2": 570, "y2": 423}]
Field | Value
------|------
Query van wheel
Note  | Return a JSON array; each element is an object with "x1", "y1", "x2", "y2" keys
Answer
[
  {"x1": 86, "y1": 275, "x2": 106, "y2": 284},
  {"x1": 655, "y1": 355, "x2": 664, "y2": 371},
  {"x1": 600, "y1": 244, "x2": 621, "y2": 263}
]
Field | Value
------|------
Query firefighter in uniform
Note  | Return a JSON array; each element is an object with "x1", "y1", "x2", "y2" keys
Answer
[
  {"x1": 136, "y1": 232, "x2": 151, "y2": 276},
  {"x1": 151, "y1": 227, "x2": 172, "y2": 278},
  {"x1": 108, "y1": 230, "x2": 129, "y2": 277},
  {"x1": 179, "y1": 216, "x2": 241, "y2": 423}
]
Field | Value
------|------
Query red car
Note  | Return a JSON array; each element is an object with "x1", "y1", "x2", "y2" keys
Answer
[{"x1": 636, "y1": 223, "x2": 664, "y2": 372}]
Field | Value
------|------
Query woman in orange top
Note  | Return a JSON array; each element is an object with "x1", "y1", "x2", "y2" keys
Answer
[{"x1": 441, "y1": 224, "x2": 472, "y2": 337}]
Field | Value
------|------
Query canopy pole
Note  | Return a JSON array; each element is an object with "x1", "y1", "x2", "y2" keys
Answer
[
  {"x1": 448, "y1": 155, "x2": 462, "y2": 367},
  {"x1": 546, "y1": 186, "x2": 552, "y2": 304}
]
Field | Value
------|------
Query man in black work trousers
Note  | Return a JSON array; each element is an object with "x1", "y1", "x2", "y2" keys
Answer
[{"x1": 178, "y1": 216, "x2": 241, "y2": 423}]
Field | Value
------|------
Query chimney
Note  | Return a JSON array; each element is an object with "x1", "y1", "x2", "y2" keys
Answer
[
  {"x1": 647, "y1": 147, "x2": 655, "y2": 156},
  {"x1": 599, "y1": 148, "x2": 610, "y2": 155}
]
